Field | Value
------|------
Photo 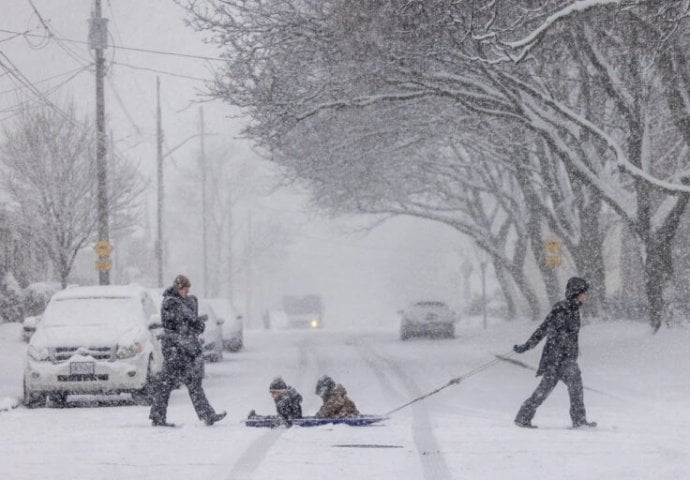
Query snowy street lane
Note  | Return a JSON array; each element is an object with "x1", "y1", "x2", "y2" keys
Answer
[{"x1": 1, "y1": 323, "x2": 689, "y2": 479}]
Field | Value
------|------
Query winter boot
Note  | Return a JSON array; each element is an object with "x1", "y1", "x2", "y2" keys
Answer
[
  {"x1": 205, "y1": 411, "x2": 227, "y2": 426},
  {"x1": 514, "y1": 419, "x2": 537, "y2": 429},
  {"x1": 573, "y1": 420, "x2": 597, "y2": 428},
  {"x1": 152, "y1": 420, "x2": 176, "y2": 427}
]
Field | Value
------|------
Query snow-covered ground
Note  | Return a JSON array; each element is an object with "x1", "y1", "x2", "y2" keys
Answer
[{"x1": 0, "y1": 318, "x2": 688, "y2": 480}]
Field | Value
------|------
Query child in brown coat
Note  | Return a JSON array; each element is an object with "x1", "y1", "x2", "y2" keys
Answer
[{"x1": 314, "y1": 375, "x2": 359, "y2": 418}]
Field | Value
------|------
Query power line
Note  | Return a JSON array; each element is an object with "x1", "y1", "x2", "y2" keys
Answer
[
  {"x1": 0, "y1": 51, "x2": 132, "y2": 165},
  {"x1": 0, "y1": 64, "x2": 91, "y2": 96},
  {"x1": 25, "y1": 0, "x2": 92, "y2": 67},
  {"x1": 112, "y1": 61, "x2": 208, "y2": 82},
  {"x1": 0, "y1": 28, "x2": 227, "y2": 62}
]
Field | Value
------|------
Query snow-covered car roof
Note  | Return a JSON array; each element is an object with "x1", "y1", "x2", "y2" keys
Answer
[
  {"x1": 51, "y1": 285, "x2": 151, "y2": 301},
  {"x1": 198, "y1": 299, "x2": 218, "y2": 318}
]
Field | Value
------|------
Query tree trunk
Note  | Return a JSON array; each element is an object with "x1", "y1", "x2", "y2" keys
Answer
[
  {"x1": 644, "y1": 239, "x2": 668, "y2": 333},
  {"x1": 493, "y1": 262, "x2": 518, "y2": 320},
  {"x1": 569, "y1": 193, "x2": 606, "y2": 318}
]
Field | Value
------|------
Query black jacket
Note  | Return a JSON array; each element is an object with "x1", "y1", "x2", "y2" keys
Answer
[
  {"x1": 275, "y1": 387, "x2": 303, "y2": 421},
  {"x1": 160, "y1": 287, "x2": 205, "y2": 364},
  {"x1": 521, "y1": 277, "x2": 588, "y2": 376}
]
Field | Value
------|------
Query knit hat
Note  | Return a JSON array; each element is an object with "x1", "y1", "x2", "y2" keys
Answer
[
  {"x1": 269, "y1": 377, "x2": 287, "y2": 391},
  {"x1": 315, "y1": 375, "x2": 335, "y2": 399},
  {"x1": 173, "y1": 274, "x2": 191, "y2": 289}
]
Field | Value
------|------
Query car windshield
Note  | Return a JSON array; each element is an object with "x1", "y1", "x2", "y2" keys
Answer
[{"x1": 41, "y1": 297, "x2": 144, "y2": 328}]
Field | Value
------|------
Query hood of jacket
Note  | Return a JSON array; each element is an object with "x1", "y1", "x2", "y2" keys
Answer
[
  {"x1": 565, "y1": 277, "x2": 588, "y2": 299},
  {"x1": 163, "y1": 286, "x2": 182, "y2": 299}
]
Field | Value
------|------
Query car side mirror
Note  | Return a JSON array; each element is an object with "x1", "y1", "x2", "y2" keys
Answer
[
  {"x1": 23, "y1": 316, "x2": 38, "y2": 330},
  {"x1": 148, "y1": 314, "x2": 162, "y2": 330},
  {"x1": 199, "y1": 314, "x2": 209, "y2": 322},
  {"x1": 216, "y1": 317, "x2": 225, "y2": 325}
]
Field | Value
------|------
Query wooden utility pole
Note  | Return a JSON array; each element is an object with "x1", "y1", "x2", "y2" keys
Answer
[
  {"x1": 156, "y1": 76, "x2": 164, "y2": 287},
  {"x1": 200, "y1": 107, "x2": 208, "y2": 297},
  {"x1": 227, "y1": 185, "x2": 234, "y2": 304},
  {"x1": 245, "y1": 210, "x2": 253, "y2": 327},
  {"x1": 90, "y1": 0, "x2": 110, "y2": 285}
]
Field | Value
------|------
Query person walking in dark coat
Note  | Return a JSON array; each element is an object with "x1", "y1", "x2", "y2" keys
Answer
[
  {"x1": 149, "y1": 275, "x2": 226, "y2": 427},
  {"x1": 513, "y1": 277, "x2": 597, "y2": 429},
  {"x1": 269, "y1": 377, "x2": 302, "y2": 426}
]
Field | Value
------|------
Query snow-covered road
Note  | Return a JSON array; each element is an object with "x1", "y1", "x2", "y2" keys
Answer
[{"x1": 0, "y1": 320, "x2": 688, "y2": 479}]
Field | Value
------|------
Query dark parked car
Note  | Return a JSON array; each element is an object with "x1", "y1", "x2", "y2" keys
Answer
[{"x1": 400, "y1": 301, "x2": 458, "y2": 340}]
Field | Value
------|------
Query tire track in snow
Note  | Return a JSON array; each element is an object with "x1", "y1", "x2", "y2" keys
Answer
[
  {"x1": 225, "y1": 429, "x2": 285, "y2": 480},
  {"x1": 225, "y1": 332, "x2": 321, "y2": 480},
  {"x1": 358, "y1": 339, "x2": 454, "y2": 480}
]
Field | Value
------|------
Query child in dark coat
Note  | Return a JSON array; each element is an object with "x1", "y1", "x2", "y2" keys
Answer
[{"x1": 269, "y1": 377, "x2": 303, "y2": 426}]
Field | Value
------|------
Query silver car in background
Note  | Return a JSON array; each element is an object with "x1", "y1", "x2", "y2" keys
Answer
[
  {"x1": 198, "y1": 299, "x2": 224, "y2": 362},
  {"x1": 207, "y1": 298, "x2": 243, "y2": 352},
  {"x1": 400, "y1": 301, "x2": 458, "y2": 340}
]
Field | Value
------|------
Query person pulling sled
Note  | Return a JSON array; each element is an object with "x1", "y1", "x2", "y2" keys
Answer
[{"x1": 513, "y1": 277, "x2": 597, "y2": 429}]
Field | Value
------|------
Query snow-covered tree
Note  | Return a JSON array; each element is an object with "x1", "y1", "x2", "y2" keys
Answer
[
  {"x1": 0, "y1": 102, "x2": 144, "y2": 288},
  {"x1": 180, "y1": 0, "x2": 690, "y2": 329}
]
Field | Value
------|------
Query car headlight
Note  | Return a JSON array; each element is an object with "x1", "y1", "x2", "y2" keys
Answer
[
  {"x1": 116, "y1": 342, "x2": 142, "y2": 359},
  {"x1": 28, "y1": 345, "x2": 51, "y2": 361},
  {"x1": 310, "y1": 319, "x2": 319, "y2": 328}
]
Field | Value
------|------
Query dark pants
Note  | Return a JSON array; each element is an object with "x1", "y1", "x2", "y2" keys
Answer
[
  {"x1": 149, "y1": 356, "x2": 214, "y2": 423},
  {"x1": 515, "y1": 360, "x2": 586, "y2": 426}
]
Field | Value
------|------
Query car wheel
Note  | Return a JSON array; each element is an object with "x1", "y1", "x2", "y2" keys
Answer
[
  {"x1": 400, "y1": 329, "x2": 410, "y2": 341},
  {"x1": 23, "y1": 379, "x2": 45, "y2": 409},
  {"x1": 131, "y1": 358, "x2": 154, "y2": 406},
  {"x1": 47, "y1": 392, "x2": 67, "y2": 408},
  {"x1": 228, "y1": 340, "x2": 242, "y2": 353},
  {"x1": 207, "y1": 350, "x2": 221, "y2": 363}
]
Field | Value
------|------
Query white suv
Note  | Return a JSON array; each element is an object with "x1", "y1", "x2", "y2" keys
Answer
[{"x1": 23, "y1": 285, "x2": 163, "y2": 407}]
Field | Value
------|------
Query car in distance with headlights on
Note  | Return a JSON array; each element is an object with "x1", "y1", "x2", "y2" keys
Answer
[
  {"x1": 400, "y1": 301, "x2": 457, "y2": 340},
  {"x1": 23, "y1": 285, "x2": 164, "y2": 407}
]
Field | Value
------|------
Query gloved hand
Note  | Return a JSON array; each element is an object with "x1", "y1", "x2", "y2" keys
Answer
[{"x1": 513, "y1": 344, "x2": 528, "y2": 354}]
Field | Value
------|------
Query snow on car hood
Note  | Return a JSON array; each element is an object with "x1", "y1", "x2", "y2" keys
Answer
[
  {"x1": 31, "y1": 296, "x2": 148, "y2": 348},
  {"x1": 30, "y1": 322, "x2": 146, "y2": 349}
]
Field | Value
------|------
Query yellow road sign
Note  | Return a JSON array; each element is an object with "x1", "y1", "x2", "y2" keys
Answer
[
  {"x1": 544, "y1": 255, "x2": 562, "y2": 267},
  {"x1": 95, "y1": 259, "x2": 112, "y2": 271},
  {"x1": 94, "y1": 240, "x2": 113, "y2": 256},
  {"x1": 543, "y1": 236, "x2": 561, "y2": 255}
]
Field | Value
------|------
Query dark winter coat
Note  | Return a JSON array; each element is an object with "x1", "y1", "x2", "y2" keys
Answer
[
  {"x1": 275, "y1": 386, "x2": 303, "y2": 421},
  {"x1": 160, "y1": 287, "x2": 205, "y2": 368},
  {"x1": 520, "y1": 277, "x2": 588, "y2": 376},
  {"x1": 315, "y1": 384, "x2": 359, "y2": 418}
]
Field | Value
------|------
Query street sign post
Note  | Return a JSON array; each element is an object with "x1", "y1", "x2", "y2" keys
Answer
[{"x1": 93, "y1": 240, "x2": 113, "y2": 257}]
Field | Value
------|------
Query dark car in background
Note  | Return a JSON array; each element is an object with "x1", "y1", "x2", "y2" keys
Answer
[{"x1": 400, "y1": 301, "x2": 458, "y2": 340}]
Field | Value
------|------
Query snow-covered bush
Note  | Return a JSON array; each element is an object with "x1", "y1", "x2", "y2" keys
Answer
[{"x1": 0, "y1": 272, "x2": 24, "y2": 323}]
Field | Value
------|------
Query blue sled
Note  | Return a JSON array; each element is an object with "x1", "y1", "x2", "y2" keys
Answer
[{"x1": 244, "y1": 415, "x2": 388, "y2": 428}]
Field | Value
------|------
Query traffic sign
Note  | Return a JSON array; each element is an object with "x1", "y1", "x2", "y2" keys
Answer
[
  {"x1": 543, "y1": 235, "x2": 561, "y2": 254},
  {"x1": 95, "y1": 259, "x2": 112, "y2": 272},
  {"x1": 93, "y1": 240, "x2": 113, "y2": 256}
]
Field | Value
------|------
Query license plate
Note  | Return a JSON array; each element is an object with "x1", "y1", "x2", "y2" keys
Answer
[{"x1": 70, "y1": 362, "x2": 95, "y2": 375}]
